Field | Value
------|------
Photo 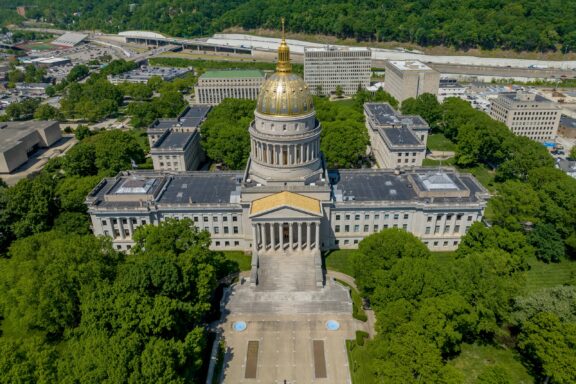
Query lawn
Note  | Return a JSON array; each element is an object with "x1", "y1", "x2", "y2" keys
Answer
[
  {"x1": 347, "y1": 340, "x2": 378, "y2": 384},
  {"x1": 459, "y1": 164, "x2": 497, "y2": 192},
  {"x1": 524, "y1": 256, "x2": 576, "y2": 293},
  {"x1": 322, "y1": 249, "x2": 356, "y2": 276},
  {"x1": 222, "y1": 251, "x2": 252, "y2": 272},
  {"x1": 427, "y1": 133, "x2": 457, "y2": 152},
  {"x1": 448, "y1": 343, "x2": 534, "y2": 384},
  {"x1": 422, "y1": 157, "x2": 456, "y2": 167}
]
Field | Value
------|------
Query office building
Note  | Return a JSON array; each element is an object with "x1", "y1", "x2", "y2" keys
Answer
[
  {"x1": 383, "y1": 60, "x2": 440, "y2": 102},
  {"x1": 304, "y1": 47, "x2": 371, "y2": 96},
  {"x1": 195, "y1": 70, "x2": 265, "y2": 105}
]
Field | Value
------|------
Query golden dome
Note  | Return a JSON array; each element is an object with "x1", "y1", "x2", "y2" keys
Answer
[{"x1": 256, "y1": 18, "x2": 314, "y2": 116}]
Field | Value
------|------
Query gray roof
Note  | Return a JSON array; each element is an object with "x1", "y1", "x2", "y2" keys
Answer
[
  {"x1": 560, "y1": 115, "x2": 576, "y2": 129},
  {"x1": 500, "y1": 92, "x2": 551, "y2": 103},
  {"x1": 153, "y1": 131, "x2": 196, "y2": 150},
  {"x1": 0, "y1": 121, "x2": 57, "y2": 152},
  {"x1": 381, "y1": 127, "x2": 422, "y2": 146},
  {"x1": 365, "y1": 103, "x2": 400, "y2": 125},
  {"x1": 332, "y1": 169, "x2": 486, "y2": 204},
  {"x1": 87, "y1": 171, "x2": 243, "y2": 208},
  {"x1": 179, "y1": 105, "x2": 211, "y2": 127}
]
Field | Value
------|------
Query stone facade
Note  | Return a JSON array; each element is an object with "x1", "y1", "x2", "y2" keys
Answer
[
  {"x1": 364, "y1": 103, "x2": 428, "y2": 168},
  {"x1": 490, "y1": 91, "x2": 561, "y2": 142},
  {"x1": 196, "y1": 70, "x2": 265, "y2": 105}
]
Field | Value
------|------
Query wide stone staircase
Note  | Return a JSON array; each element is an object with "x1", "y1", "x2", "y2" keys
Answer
[{"x1": 224, "y1": 251, "x2": 352, "y2": 315}]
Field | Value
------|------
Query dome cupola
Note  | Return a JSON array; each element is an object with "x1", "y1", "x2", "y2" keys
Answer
[{"x1": 256, "y1": 18, "x2": 314, "y2": 116}]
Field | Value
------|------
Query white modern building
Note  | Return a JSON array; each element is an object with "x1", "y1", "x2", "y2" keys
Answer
[
  {"x1": 195, "y1": 70, "x2": 265, "y2": 105},
  {"x1": 383, "y1": 60, "x2": 440, "y2": 102},
  {"x1": 438, "y1": 78, "x2": 467, "y2": 102},
  {"x1": 304, "y1": 46, "x2": 371, "y2": 96},
  {"x1": 87, "y1": 36, "x2": 489, "y2": 278},
  {"x1": 490, "y1": 91, "x2": 561, "y2": 141}
]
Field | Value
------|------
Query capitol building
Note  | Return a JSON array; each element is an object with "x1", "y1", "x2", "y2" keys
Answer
[{"x1": 86, "y1": 31, "x2": 489, "y2": 287}]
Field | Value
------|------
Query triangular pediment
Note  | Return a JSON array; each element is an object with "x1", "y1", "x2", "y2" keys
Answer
[
  {"x1": 250, "y1": 191, "x2": 322, "y2": 218},
  {"x1": 250, "y1": 206, "x2": 322, "y2": 219}
]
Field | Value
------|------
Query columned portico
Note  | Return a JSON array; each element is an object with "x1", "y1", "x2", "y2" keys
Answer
[{"x1": 253, "y1": 220, "x2": 320, "y2": 253}]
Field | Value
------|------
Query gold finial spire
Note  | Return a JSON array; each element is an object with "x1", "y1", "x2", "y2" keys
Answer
[{"x1": 276, "y1": 17, "x2": 292, "y2": 73}]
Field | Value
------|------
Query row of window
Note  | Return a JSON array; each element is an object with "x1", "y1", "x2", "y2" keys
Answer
[
  {"x1": 424, "y1": 225, "x2": 470, "y2": 234},
  {"x1": 335, "y1": 223, "x2": 408, "y2": 233}
]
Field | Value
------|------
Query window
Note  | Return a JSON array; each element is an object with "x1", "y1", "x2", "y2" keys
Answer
[
  {"x1": 375, "y1": 214, "x2": 380, "y2": 220},
  {"x1": 427, "y1": 216, "x2": 432, "y2": 222},
  {"x1": 354, "y1": 240, "x2": 359, "y2": 244},
  {"x1": 224, "y1": 227, "x2": 229, "y2": 234},
  {"x1": 335, "y1": 225, "x2": 340, "y2": 233},
  {"x1": 232, "y1": 216, "x2": 238, "y2": 222},
  {"x1": 215, "y1": 241, "x2": 220, "y2": 246},
  {"x1": 453, "y1": 241, "x2": 459, "y2": 246},
  {"x1": 346, "y1": 214, "x2": 351, "y2": 220},
  {"x1": 141, "y1": 220, "x2": 146, "y2": 225},
  {"x1": 437, "y1": 214, "x2": 443, "y2": 220},
  {"x1": 467, "y1": 215, "x2": 473, "y2": 221},
  {"x1": 131, "y1": 218, "x2": 137, "y2": 224},
  {"x1": 425, "y1": 227, "x2": 431, "y2": 234},
  {"x1": 434, "y1": 226, "x2": 440, "y2": 234},
  {"x1": 114, "y1": 230, "x2": 120, "y2": 237},
  {"x1": 355, "y1": 214, "x2": 360, "y2": 220},
  {"x1": 447, "y1": 214, "x2": 453, "y2": 220},
  {"x1": 434, "y1": 241, "x2": 439, "y2": 246},
  {"x1": 112, "y1": 219, "x2": 118, "y2": 225},
  {"x1": 393, "y1": 214, "x2": 399, "y2": 220},
  {"x1": 374, "y1": 225, "x2": 379, "y2": 232},
  {"x1": 102, "y1": 220, "x2": 107, "y2": 226},
  {"x1": 344, "y1": 240, "x2": 350, "y2": 245},
  {"x1": 454, "y1": 225, "x2": 460, "y2": 233},
  {"x1": 104, "y1": 230, "x2": 109, "y2": 236},
  {"x1": 194, "y1": 216, "x2": 199, "y2": 222},
  {"x1": 384, "y1": 214, "x2": 390, "y2": 219},
  {"x1": 117, "y1": 245, "x2": 122, "y2": 250},
  {"x1": 213, "y1": 216, "x2": 218, "y2": 222},
  {"x1": 384, "y1": 224, "x2": 389, "y2": 229},
  {"x1": 336, "y1": 214, "x2": 341, "y2": 220},
  {"x1": 223, "y1": 216, "x2": 228, "y2": 222},
  {"x1": 456, "y1": 214, "x2": 463, "y2": 220},
  {"x1": 126, "y1": 245, "x2": 131, "y2": 250},
  {"x1": 444, "y1": 226, "x2": 450, "y2": 233},
  {"x1": 214, "y1": 227, "x2": 220, "y2": 234},
  {"x1": 225, "y1": 241, "x2": 230, "y2": 246},
  {"x1": 443, "y1": 241, "x2": 448, "y2": 246},
  {"x1": 345, "y1": 225, "x2": 350, "y2": 232},
  {"x1": 354, "y1": 225, "x2": 360, "y2": 232},
  {"x1": 234, "y1": 241, "x2": 239, "y2": 246},
  {"x1": 203, "y1": 216, "x2": 209, "y2": 222},
  {"x1": 335, "y1": 240, "x2": 340, "y2": 245},
  {"x1": 204, "y1": 226, "x2": 209, "y2": 232},
  {"x1": 402, "y1": 224, "x2": 407, "y2": 230},
  {"x1": 403, "y1": 214, "x2": 409, "y2": 219},
  {"x1": 233, "y1": 226, "x2": 239, "y2": 234},
  {"x1": 364, "y1": 225, "x2": 369, "y2": 232},
  {"x1": 124, "y1": 230, "x2": 129, "y2": 237},
  {"x1": 365, "y1": 214, "x2": 370, "y2": 220}
]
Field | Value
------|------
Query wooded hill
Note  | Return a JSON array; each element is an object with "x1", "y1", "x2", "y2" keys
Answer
[{"x1": 2, "y1": 0, "x2": 576, "y2": 52}]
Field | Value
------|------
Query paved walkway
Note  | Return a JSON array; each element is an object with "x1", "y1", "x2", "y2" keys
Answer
[{"x1": 221, "y1": 313, "x2": 355, "y2": 384}]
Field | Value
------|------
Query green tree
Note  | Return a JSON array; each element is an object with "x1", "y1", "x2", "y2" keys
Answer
[
  {"x1": 200, "y1": 98, "x2": 255, "y2": 169},
  {"x1": 570, "y1": 146, "x2": 576, "y2": 159},
  {"x1": 0, "y1": 231, "x2": 121, "y2": 335},
  {"x1": 400, "y1": 93, "x2": 442, "y2": 129},
  {"x1": 353, "y1": 228, "x2": 430, "y2": 296},
  {"x1": 62, "y1": 142, "x2": 98, "y2": 176},
  {"x1": 335, "y1": 85, "x2": 344, "y2": 98},
  {"x1": 488, "y1": 181, "x2": 541, "y2": 231},
  {"x1": 517, "y1": 312, "x2": 576, "y2": 383},
  {"x1": 33, "y1": 104, "x2": 63, "y2": 121},
  {"x1": 66, "y1": 64, "x2": 90, "y2": 82},
  {"x1": 5, "y1": 99, "x2": 41, "y2": 121},
  {"x1": 74, "y1": 125, "x2": 92, "y2": 141},
  {"x1": 320, "y1": 120, "x2": 368, "y2": 168},
  {"x1": 528, "y1": 222, "x2": 565, "y2": 263},
  {"x1": 512, "y1": 286, "x2": 576, "y2": 325},
  {"x1": 85, "y1": 130, "x2": 146, "y2": 176}
]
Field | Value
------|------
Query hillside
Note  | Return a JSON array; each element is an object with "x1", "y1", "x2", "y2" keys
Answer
[{"x1": 2, "y1": 0, "x2": 576, "y2": 53}]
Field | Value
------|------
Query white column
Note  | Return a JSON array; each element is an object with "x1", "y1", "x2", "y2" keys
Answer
[
  {"x1": 279, "y1": 223, "x2": 284, "y2": 250},
  {"x1": 262, "y1": 223, "x2": 268, "y2": 249},
  {"x1": 306, "y1": 223, "x2": 311, "y2": 249},
  {"x1": 128, "y1": 219, "x2": 134, "y2": 237},
  {"x1": 315, "y1": 222, "x2": 320, "y2": 249},
  {"x1": 252, "y1": 224, "x2": 257, "y2": 254},
  {"x1": 271, "y1": 223, "x2": 277, "y2": 249},
  {"x1": 289, "y1": 222, "x2": 294, "y2": 249},
  {"x1": 298, "y1": 222, "x2": 303, "y2": 250},
  {"x1": 119, "y1": 218, "x2": 125, "y2": 239}
]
